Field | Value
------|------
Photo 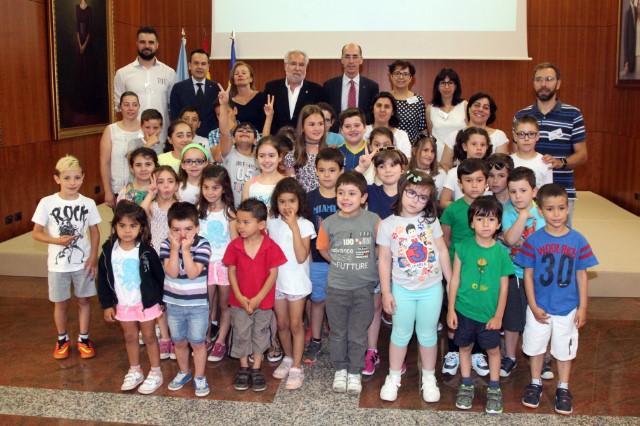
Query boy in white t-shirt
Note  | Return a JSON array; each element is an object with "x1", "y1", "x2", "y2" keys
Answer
[
  {"x1": 510, "y1": 114, "x2": 553, "y2": 189},
  {"x1": 32, "y1": 155, "x2": 102, "y2": 360}
]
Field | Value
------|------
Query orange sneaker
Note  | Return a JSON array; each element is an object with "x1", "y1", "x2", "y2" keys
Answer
[
  {"x1": 53, "y1": 340, "x2": 70, "y2": 359},
  {"x1": 77, "y1": 338, "x2": 96, "y2": 359}
]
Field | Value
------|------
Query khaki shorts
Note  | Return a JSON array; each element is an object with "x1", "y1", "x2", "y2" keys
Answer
[{"x1": 230, "y1": 306, "x2": 272, "y2": 358}]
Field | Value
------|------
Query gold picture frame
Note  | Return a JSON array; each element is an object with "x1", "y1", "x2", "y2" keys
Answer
[
  {"x1": 617, "y1": 0, "x2": 640, "y2": 87},
  {"x1": 47, "y1": 0, "x2": 114, "y2": 139}
]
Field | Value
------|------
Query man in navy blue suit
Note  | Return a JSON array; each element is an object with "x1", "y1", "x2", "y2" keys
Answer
[
  {"x1": 323, "y1": 43, "x2": 379, "y2": 131},
  {"x1": 169, "y1": 49, "x2": 220, "y2": 137},
  {"x1": 264, "y1": 50, "x2": 324, "y2": 132}
]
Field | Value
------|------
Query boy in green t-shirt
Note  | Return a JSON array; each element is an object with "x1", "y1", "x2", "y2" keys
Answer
[{"x1": 447, "y1": 196, "x2": 514, "y2": 414}]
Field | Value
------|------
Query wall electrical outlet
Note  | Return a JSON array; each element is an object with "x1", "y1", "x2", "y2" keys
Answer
[
  {"x1": 14, "y1": 211, "x2": 22, "y2": 221},
  {"x1": 4, "y1": 215, "x2": 13, "y2": 225},
  {"x1": 94, "y1": 185, "x2": 101, "y2": 194}
]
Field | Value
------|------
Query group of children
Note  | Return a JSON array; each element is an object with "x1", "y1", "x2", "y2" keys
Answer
[{"x1": 33, "y1": 98, "x2": 597, "y2": 416}]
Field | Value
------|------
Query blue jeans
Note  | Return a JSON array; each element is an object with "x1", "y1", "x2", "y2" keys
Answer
[{"x1": 166, "y1": 304, "x2": 209, "y2": 344}]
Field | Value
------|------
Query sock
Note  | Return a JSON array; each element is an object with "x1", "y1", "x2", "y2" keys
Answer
[
  {"x1": 211, "y1": 321, "x2": 218, "y2": 326},
  {"x1": 489, "y1": 380, "x2": 500, "y2": 389},
  {"x1": 531, "y1": 378, "x2": 542, "y2": 386},
  {"x1": 461, "y1": 376, "x2": 473, "y2": 387},
  {"x1": 422, "y1": 368, "x2": 435, "y2": 377},
  {"x1": 368, "y1": 348, "x2": 378, "y2": 352},
  {"x1": 58, "y1": 333, "x2": 69, "y2": 343},
  {"x1": 311, "y1": 338, "x2": 322, "y2": 344},
  {"x1": 129, "y1": 365, "x2": 142, "y2": 373},
  {"x1": 448, "y1": 338, "x2": 459, "y2": 353},
  {"x1": 557, "y1": 381, "x2": 569, "y2": 390},
  {"x1": 78, "y1": 333, "x2": 89, "y2": 342},
  {"x1": 389, "y1": 368, "x2": 402, "y2": 378},
  {"x1": 150, "y1": 366, "x2": 162, "y2": 375},
  {"x1": 508, "y1": 356, "x2": 516, "y2": 362}
]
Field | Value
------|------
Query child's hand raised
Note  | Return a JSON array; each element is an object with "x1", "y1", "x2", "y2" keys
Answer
[
  {"x1": 168, "y1": 231, "x2": 182, "y2": 250},
  {"x1": 264, "y1": 94, "x2": 274, "y2": 118},
  {"x1": 217, "y1": 82, "x2": 231, "y2": 105},
  {"x1": 147, "y1": 173, "x2": 158, "y2": 196},
  {"x1": 281, "y1": 208, "x2": 299, "y2": 231},
  {"x1": 180, "y1": 231, "x2": 196, "y2": 251},
  {"x1": 357, "y1": 143, "x2": 374, "y2": 172}
]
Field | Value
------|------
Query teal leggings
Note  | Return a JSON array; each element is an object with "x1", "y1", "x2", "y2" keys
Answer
[{"x1": 390, "y1": 282, "x2": 443, "y2": 348}]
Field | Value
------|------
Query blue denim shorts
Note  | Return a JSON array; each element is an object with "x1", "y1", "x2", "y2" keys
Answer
[
  {"x1": 309, "y1": 262, "x2": 329, "y2": 302},
  {"x1": 166, "y1": 303, "x2": 209, "y2": 345}
]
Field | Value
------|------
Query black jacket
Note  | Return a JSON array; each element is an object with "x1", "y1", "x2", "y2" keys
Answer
[{"x1": 97, "y1": 240, "x2": 165, "y2": 310}]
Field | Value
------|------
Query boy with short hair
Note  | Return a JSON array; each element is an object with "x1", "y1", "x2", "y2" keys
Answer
[
  {"x1": 516, "y1": 184, "x2": 598, "y2": 415},
  {"x1": 160, "y1": 202, "x2": 212, "y2": 397},
  {"x1": 440, "y1": 158, "x2": 491, "y2": 377},
  {"x1": 499, "y1": 167, "x2": 546, "y2": 378},
  {"x1": 486, "y1": 153, "x2": 514, "y2": 205},
  {"x1": 140, "y1": 109, "x2": 164, "y2": 153},
  {"x1": 337, "y1": 108, "x2": 367, "y2": 172},
  {"x1": 316, "y1": 171, "x2": 381, "y2": 396},
  {"x1": 222, "y1": 198, "x2": 287, "y2": 392},
  {"x1": 511, "y1": 114, "x2": 553, "y2": 189},
  {"x1": 32, "y1": 155, "x2": 102, "y2": 360},
  {"x1": 179, "y1": 106, "x2": 210, "y2": 152},
  {"x1": 303, "y1": 148, "x2": 345, "y2": 363},
  {"x1": 447, "y1": 196, "x2": 514, "y2": 414}
]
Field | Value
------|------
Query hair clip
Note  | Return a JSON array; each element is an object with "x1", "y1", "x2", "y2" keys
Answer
[{"x1": 406, "y1": 171, "x2": 422, "y2": 182}]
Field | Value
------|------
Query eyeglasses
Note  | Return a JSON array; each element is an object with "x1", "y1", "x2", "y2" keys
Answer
[
  {"x1": 235, "y1": 127, "x2": 253, "y2": 134},
  {"x1": 534, "y1": 76, "x2": 557, "y2": 83},
  {"x1": 439, "y1": 81, "x2": 456, "y2": 87},
  {"x1": 488, "y1": 162, "x2": 512, "y2": 171},
  {"x1": 182, "y1": 159, "x2": 207, "y2": 166},
  {"x1": 514, "y1": 131, "x2": 538, "y2": 140},
  {"x1": 404, "y1": 189, "x2": 429, "y2": 204},
  {"x1": 392, "y1": 71, "x2": 412, "y2": 78}
]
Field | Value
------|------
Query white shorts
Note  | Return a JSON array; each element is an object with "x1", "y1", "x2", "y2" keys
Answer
[{"x1": 522, "y1": 306, "x2": 579, "y2": 361}]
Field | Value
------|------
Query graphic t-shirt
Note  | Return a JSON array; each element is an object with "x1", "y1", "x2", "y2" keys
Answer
[
  {"x1": 501, "y1": 200, "x2": 546, "y2": 278},
  {"x1": 307, "y1": 188, "x2": 338, "y2": 263},
  {"x1": 112, "y1": 241, "x2": 142, "y2": 307},
  {"x1": 32, "y1": 193, "x2": 102, "y2": 272},
  {"x1": 377, "y1": 214, "x2": 444, "y2": 290},
  {"x1": 199, "y1": 209, "x2": 232, "y2": 262}
]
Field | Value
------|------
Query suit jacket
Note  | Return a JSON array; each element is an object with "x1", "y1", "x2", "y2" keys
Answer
[
  {"x1": 169, "y1": 78, "x2": 220, "y2": 137},
  {"x1": 264, "y1": 78, "x2": 325, "y2": 131},
  {"x1": 323, "y1": 75, "x2": 379, "y2": 131},
  {"x1": 623, "y1": 4, "x2": 637, "y2": 73}
]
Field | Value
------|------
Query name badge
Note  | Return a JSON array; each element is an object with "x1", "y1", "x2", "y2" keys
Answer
[
  {"x1": 407, "y1": 96, "x2": 418, "y2": 104},
  {"x1": 548, "y1": 128, "x2": 563, "y2": 141}
]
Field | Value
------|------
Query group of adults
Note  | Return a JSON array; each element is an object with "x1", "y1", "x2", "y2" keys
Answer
[{"x1": 107, "y1": 26, "x2": 587, "y2": 223}]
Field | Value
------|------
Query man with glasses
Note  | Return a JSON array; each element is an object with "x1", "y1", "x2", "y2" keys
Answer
[
  {"x1": 323, "y1": 43, "x2": 379, "y2": 131},
  {"x1": 513, "y1": 62, "x2": 587, "y2": 227},
  {"x1": 265, "y1": 49, "x2": 324, "y2": 132}
]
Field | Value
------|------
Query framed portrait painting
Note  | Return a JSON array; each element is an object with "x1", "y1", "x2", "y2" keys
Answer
[
  {"x1": 48, "y1": 0, "x2": 114, "y2": 138},
  {"x1": 617, "y1": 0, "x2": 640, "y2": 86}
]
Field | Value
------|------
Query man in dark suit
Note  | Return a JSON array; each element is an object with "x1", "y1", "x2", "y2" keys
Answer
[
  {"x1": 323, "y1": 43, "x2": 379, "y2": 131},
  {"x1": 169, "y1": 48, "x2": 220, "y2": 137},
  {"x1": 623, "y1": 0, "x2": 638, "y2": 76},
  {"x1": 264, "y1": 49, "x2": 324, "y2": 132}
]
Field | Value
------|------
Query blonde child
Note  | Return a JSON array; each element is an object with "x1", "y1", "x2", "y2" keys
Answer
[
  {"x1": 32, "y1": 155, "x2": 101, "y2": 359},
  {"x1": 158, "y1": 120, "x2": 193, "y2": 173},
  {"x1": 284, "y1": 104, "x2": 328, "y2": 192},
  {"x1": 117, "y1": 147, "x2": 158, "y2": 205},
  {"x1": 378, "y1": 170, "x2": 453, "y2": 402},
  {"x1": 440, "y1": 127, "x2": 493, "y2": 209},
  {"x1": 409, "y1": 133, "x2": 446, "y2": 201},
  {"x1": 241, "y1": 136, "x2": 285, "y2": 208},
  {"x1": 141, "y1": 165, "x2": 179, "y2": 359},
  {"x1": 178, "y1": 143, "x2": 209, "y2": 204},
  {"x1": 98, "y1": 201, "x2": 165, "y2": 394},
  {"x1": 268, "y1": 178, "x2": 316, "y2": 390},
  {"x1": 511, "y1": 114, "x2": 553, "y2": 189},
  {"x1": 197, "y1": 165, "x2": 238, "y2": 362}
]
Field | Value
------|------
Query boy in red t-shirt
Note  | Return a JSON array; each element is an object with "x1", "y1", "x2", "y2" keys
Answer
[{"x1": 222, "y1": 198, "x2": 286, "y2": 392}]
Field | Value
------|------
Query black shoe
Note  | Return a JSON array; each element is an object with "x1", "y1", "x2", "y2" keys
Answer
[
  {"x1": 234, "y1": 367, "x2": 251, "y2": 391},
  {"x1": 251, "y1": 368, "x2": 267, "y2": 392},
  {"x1": 500, "y1": 356, "x2": 517, "y2": 377},
  {"x1": 541, "y1": 360, "x2": 554, "y2": 380},
  {"x1": 210, "y1": 323, "x2": 220, "y2": 341},
  {"x1": 522, "y1": 383, "x2": 543, "y2": 408},
  {"x1": 555, "y1": 388, "x2": 573, "y2": 415}
]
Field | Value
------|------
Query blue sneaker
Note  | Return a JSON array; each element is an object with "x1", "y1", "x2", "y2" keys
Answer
[
  {"x1": 194, "y1": 376, "x2": 210, "y2": 397},
  {"x1": 168, "y1": 370, "x2": 193, "y2": 391}
]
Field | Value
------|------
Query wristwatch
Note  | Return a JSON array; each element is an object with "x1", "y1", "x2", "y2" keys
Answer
[{"x1": 559, "y1": 158, "x2": 568, "y2": 169}]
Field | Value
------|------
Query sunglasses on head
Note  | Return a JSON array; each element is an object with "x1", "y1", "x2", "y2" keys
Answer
[{"x1": 488, "y1": 162, "x2": 512, "y2": 171}]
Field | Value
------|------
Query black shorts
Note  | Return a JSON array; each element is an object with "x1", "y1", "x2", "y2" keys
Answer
[
  {"x1": 453, "y1": 310, "x2": 500, "y2": 350},
  {"x1": 502, "y1": 275, "x2": 527, "y2": 333}
]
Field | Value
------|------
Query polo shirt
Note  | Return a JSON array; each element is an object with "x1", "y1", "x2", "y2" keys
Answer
[{"x1": 338, "y1": 142, "x2": 366, "y2": 172}]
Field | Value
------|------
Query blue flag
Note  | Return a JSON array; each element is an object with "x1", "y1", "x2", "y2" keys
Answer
[
  {"x1": 176, "y1": 37, "x2": 189, "y2": 82},
  {"x1": 230, "y1": 37, "x2": 237, "y2": 71}
]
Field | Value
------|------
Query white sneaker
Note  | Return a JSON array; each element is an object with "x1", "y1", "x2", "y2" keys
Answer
[
  {"x1": 347, "y1": 373, "x2": 362, "y2": 396},
  {"x1": 380, "y1": 374, "x2": 401, "y2": 401},
  {"x1": 273, "y1": 356, "x2": 293, "y2": 379},
  {"x1": 138, "y1": 372, "x2": 163, "y2": 394},
  {"x1": 121, "y1": 370, "x2": 144, "y2": 391},
  {"x1": 442, "y1": 351, "x2": 459, "y2": 375},
  {"x1": 421, "y1": 374, "x2": 440, "y2": 402},
  {"x1": 471, "y1": 353, "x2": 490, "y2": 377},
  {"x1": 332, "y1": 369, "x2": 348, "y2": 393},
  {"x1": 285, "y1": 367, "x2": 304, "y2": 390}
]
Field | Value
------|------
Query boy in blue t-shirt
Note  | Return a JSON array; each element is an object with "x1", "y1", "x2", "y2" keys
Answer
[
  {"x1": 499, "y1": 167, "x2": 545, "y2": 378},
  {"x1": 515, "y1": 184, "x2": 598, "y2": 415},
  {"x1": 303, "y1": 148, "x2": 344, "y2": 363}
]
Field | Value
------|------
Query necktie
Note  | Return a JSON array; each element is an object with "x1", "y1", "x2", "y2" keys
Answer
[
  {"x1": 348, "y1": 80, "x2": 356, "y2": 108},
  {"x1": 195, "y1": 83, "x2": 204, "y2": 108}
]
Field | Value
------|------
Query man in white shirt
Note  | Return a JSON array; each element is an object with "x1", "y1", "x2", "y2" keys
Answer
[{"x1": 114, "y1": 27, "x2": 176, "y2": 153}]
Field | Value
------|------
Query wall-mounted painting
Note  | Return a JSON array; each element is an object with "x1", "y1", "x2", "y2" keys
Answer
[
  {"x1": 617, "y1": 0, "x2": 640, "y2": 87},
  {"x1": 48, "y1": 0, "x2": 114, "y2": 138}
]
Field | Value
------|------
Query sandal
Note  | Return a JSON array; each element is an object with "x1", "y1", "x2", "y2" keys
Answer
[{"x1": 267, "y1": 342, "x2": 283, "y2": 362}]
